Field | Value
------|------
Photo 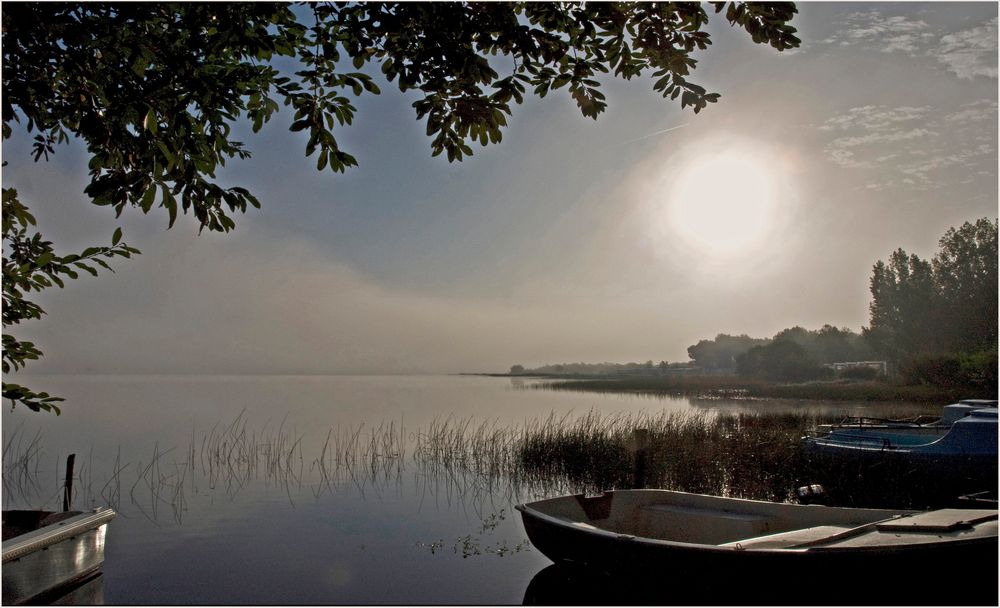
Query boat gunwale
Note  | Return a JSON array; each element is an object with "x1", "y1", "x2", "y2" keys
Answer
[{"x1": 2, "y1": 508, "x2": 116, "y2": 563}]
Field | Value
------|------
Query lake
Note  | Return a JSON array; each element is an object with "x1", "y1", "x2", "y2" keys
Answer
[{"x1": 2, "y1": 374, "x2": 932, "y2": 604}]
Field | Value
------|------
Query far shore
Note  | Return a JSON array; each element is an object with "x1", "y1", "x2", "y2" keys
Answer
[{"x1": 460, "y1": 373, "x2": 990, "y2": 404}]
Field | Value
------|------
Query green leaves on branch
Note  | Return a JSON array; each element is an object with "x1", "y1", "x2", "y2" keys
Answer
[
  {"x1": 3, "y1": 3, "x2": 799, "y2": 234},
  {"x1": 342, "y1": 2, "x2": 800, "y2": 153},
  {"x1": 714, "y1": 2, "x2": 801, "y2": 51},
  {"x1": 4, "y1": 3, "x2": 296, "y2": 235},
  {"x1": 2, "y1": 188, "x2": 139, "y2": 413},
  {"x1": 2, "y1": 382, "x2": 63, "y2": 415}
]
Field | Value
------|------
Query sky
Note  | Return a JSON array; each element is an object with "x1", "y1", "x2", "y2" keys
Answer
[{"x1": 4, "y1": 2, "x2": 997, "y2": 375}]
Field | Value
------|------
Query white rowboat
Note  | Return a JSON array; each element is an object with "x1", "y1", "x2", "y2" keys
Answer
[
  {"x1": 2, "y1": 508, "x2": 116, "y2": 605},
  {"x1": 516, "y1": 489, "x2": 998, "y2": 599}
]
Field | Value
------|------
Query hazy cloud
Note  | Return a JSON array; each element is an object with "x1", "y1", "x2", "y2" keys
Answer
[
  {"x1": 818, "y1": 105, "x2": 930, "y2": 133},
  {"x1": 831, "y1": 127, "x2": 937, "y2": 150},
  {"x1": 937, "y1": 18, "x2": 999, "y2": 80},
  {"x1": 821, "y1": 11, "x2": 934, "y2": 51},
  {"x1": 820, "y1": 11, "x2": 997, "y2": 80},
  {"x1": 944, "y1": 99, "x2": 998, "y2": 123},
  {"x1": 819, "y1": 101, "x2": 997, "y2": 190}
]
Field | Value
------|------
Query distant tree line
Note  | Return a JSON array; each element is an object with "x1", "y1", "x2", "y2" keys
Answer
[
  {"x1": 509, "y1": 360, "x2": 691, "y2": 377},
  {"x1": 688, "y1": 219, "x2": 997, "y2": 389},
  {"x1": 512, "y1": 219, "x2": 996, "y2": 392},
  {"x1": 687, "y1": 326, "x2": 875, "y2": 382}
]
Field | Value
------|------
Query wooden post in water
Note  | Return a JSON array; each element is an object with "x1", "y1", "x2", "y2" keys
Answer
[
  {"x1": 631, "y1": 429, "x2": 650, "y2": 489},
  {"x1": 63, "y1": 453, "x2": 76, "y2": 512}
]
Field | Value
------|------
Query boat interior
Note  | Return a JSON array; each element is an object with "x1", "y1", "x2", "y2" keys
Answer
[
  {"x1": 524, "y1": 490, "x2": 999, "y2": 549},
  {"x1": 810, "y1": 406, "x2": 998, "y2": 452},
  {"x1": 818, "y1": 401, "x2": 999, "y2": 434},
  {"x1": 2, "y1": 511, "x2": 82, "y2": 542},
  {"x1": 527, "y1": 490, "x2": 906, "y2": 545}
]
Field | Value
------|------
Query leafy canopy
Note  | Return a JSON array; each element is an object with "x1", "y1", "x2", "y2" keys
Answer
[
  {"x1": 864, "y1": 218, "x2": 998, "y2": 360},
  {"x1": 2, "y1": 2, "x2": 800, "y2": 412},
  {"x1": 4, "y1": 2, "x2": 799, "y2": 233}
]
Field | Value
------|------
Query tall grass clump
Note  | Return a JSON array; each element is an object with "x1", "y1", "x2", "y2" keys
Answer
[
  {"x1": 514, "y1": 409, "x2": 832, "y2": 502},
  {"x1": 517, "y1": 411, "x2": 634, "y2": 493},
  {"x1": 404, "y1": 409, "x2": 844, "y2": 503}
]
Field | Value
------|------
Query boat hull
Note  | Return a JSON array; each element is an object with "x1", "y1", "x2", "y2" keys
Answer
[
  {"x1": 2, "y1": 509, "x2": 116, "y2": 605},
  {"x1": 517, "y1": 490, "x2": 998, "y2": 603},
  {"x1": 520, "y1": 504, "x2": 997, "y2": 576}
]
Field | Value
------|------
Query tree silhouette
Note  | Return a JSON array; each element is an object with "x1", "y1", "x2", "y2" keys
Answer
[{"x1": 864, "y1": 219, "x2": 998, "y2": 362}]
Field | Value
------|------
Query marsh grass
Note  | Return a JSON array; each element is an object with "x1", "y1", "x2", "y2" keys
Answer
[
  {"x1": 404, "y1": 410, "x2": 839, "y2": 503},
  {"x1": 5, "y1": 404, "x2": 973, "y2": 520},
  {"x1": 310, "y1": 419, "x2": 406, "y2": 499},
  {"x1": 510, "y1": 410, "x2": 826, "y2": 501},
  {"x1": 2, "y1": 424, "x2": 44, "y2": 497},
  {"x1": 408, "y1": 407, "x2": 981, "y2": 509}
]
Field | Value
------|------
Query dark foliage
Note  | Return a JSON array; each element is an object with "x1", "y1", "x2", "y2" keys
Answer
[{"x1": 865, "y1": 218, "x2": 998, "y2": 364}]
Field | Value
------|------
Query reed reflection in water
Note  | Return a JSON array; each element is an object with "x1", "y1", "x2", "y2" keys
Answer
[{"x1": 7, "y1": 406, "x2": 935, "y2": 523}]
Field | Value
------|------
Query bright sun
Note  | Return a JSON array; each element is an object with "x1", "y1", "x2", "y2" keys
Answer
[{"x1": 667, "y1": 151, "x2": 779, "y2": 258}]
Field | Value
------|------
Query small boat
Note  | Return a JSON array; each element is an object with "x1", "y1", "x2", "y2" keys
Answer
[
  {"x1": 800, "y1": 401, "x2": 998, "y2": 506},
  {"x1": 805, "y1": 398, "x2": 998, "y2": 446},
  {"x1": 516, "y1": 489, "x2": 998, "y2": 587},
  {"x1": 2, "y1": 507, "x2": 117, "y2": 605},
  {"x1": 802, "y1": 403, "x2": 997, "y2": 464}
]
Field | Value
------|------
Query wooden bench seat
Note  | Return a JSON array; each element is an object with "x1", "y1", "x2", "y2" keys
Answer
[{"x1": 719, "y1": 525, "x2": 852, "y2": 549}]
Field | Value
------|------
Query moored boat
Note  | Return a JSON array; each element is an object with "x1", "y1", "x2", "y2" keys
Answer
[
  {"x1": 805, "y1": 399, "x2": 998, "y2": 447},
  {"x1": 516, "y1": 489, "x2": 998, "y2": 589},
  {"x1": 799, "y1": 401, "x2": 998, "y2": 507},
  {"x1": 802, "y1": 403, "x2": 997, "y2": 463},
  {"x1": 2, "y1": 507, "x2": 116, "y2": 605}
]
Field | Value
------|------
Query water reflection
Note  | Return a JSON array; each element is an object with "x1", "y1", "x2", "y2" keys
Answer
[
  {"x1": 523, "y1": 564, "x2": 690, "y2": 606},
  {"x1": 520, "y1": 564, "x2": 784, "y2": 606},
  {"x1": 39, "y1": 572, "x2": 105, "y2": 605},
  {"x1": 523, "y1": 558, "x2": 999, "y2": 606},
  {"x1": 6, "y1": 402, "x2": 968, "y2": 523}
]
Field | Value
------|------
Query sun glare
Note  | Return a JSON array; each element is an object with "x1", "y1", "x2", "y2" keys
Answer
[{"x1": 666, "y1": 151, "x2": 779, "y2": 258}]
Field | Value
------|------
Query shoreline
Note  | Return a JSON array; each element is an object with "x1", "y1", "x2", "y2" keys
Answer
[{"x1": 462, "y1": 373, "x2": 990, "y2": 404}]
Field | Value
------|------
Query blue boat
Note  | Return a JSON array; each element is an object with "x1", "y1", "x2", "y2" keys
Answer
[
  {"x1": 803, "y1": 401, "x2": 998, "y2": 503},
  {"x1": 803, "y1": 400, "x2": 997, "y2": 462}
]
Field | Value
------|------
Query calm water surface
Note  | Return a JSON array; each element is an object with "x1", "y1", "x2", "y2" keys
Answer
[{"x1": 2, "y1": 374, "x2": 926, "y2": 604}]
